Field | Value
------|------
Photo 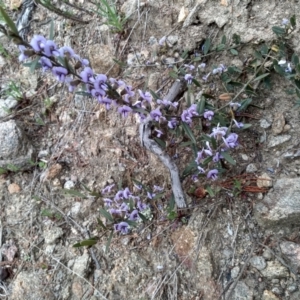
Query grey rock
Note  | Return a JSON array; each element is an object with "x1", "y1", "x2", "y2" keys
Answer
[
  {"x1": 64, "y1": 180, "x2": 75, "y2": 189},
  {"x1": 287, "y1": 284, "x2": 298, "y2": 293},
  {"x1": 290, "y1": 291, "x2": 300, "y2": 300},
  {"x1": 231, "y1": 266, "x2": 240, "y2": 278},
  {"x1": 0, "y1": 120, "x2": 35, "y2": 170},
  {"x1": 268, "y1": 135, "x2": 291, "y2": 148},
  {"x1": 254, "y1": 178, "x2": 300, "y2": 228},
  {"x1": 44, "y1": 226, "x2": 64, "y2": 244},
  {"x1": 0, "y1": 96, "x2": 18, "y2": 118},
  {"x1": 271, "y1": 286, "x2": 283, "y2": 295},
  {"x1": 280, "y1": 241, "x2": 300, "y2": 271},
  {"x1": 260, "y1": 119, "x2": 272, "y2": 129},
  {"x1": 246, "y1": 163, "x2": 258, "y2": 173},
  {"x1": 166, "y1": 35, "x2": 179, "y2": 46},
  {"x1": 73, "y1": 252, "x2": 90, "y2": 277},
  {"x1": 11, "y1": 271, "x2": 55, "y2": 300},
  {"x1": 121, "y1": 0, "x2": 138, "y2": 18},
  {"x1": 272, "y1": 113, "x2": 285, "y2": 135},
  {"x1": 262, "y1": 290, "x2": 280, "y2": 300},
  {"x1": 249, "y1": 256, "x2": 267, "y2": 270},
  {"x1": 228, "y1": 281, "x2": 253, "y2": 300},
  {"x1": 260, "y1": 261, "x2": 289, "y2": 279}
]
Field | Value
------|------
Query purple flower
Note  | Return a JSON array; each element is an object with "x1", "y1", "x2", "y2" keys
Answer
[
  {"x1": 109, "y1": 208, "x2": 122, "y2": 215},
  {"x1": 100, "y1": 97, "x2": 113, "y2": 110},
  {"x1": 150, "y1": 108, "x2": 162, "y2": 122},
  {"x1": 120, "y1": 202, "x2": 129, "y2": 212},
  {"x1": 80, "y1": 67, "x2": 94, "y2": 83},
  {"x1": 66, "y1": 78, "x2": 79, "y2": 92},
  {"x1": 168, "y1": 118, "x2": 178, "y2": 129},
  {"x1": 118, "y1": 105, "x2": 132, "y2": 118},
  {"x1": 210, "y1": 125, "x2": 228, "y2": 140},
  {"x1": 233, "y1": 119, "x2": 244, "y2": 128},
  {"x1": 184, "y1": 74, "x2": 193, "y2": 84},
  {"x1": 207, "y1": 169, "x2": 218, "y2": 180},
  {"x1": 285, "y1": 63, "x2": 292, "y2": 73},
  {"x1": 213, "y1": 152, "x2": 221, "y2": 162},
  {"x1": 94, "y1": 74, "x2": 108, "y2": 93},
  {"x1": 199, "y1": 63, "x2": 206, "y2": 69},
  {"x1": 203, "y1": 110, "x2": 214, "y2": 121},
  {"x1": 129, "y1": 209, "x2": 140, "y2": 221},
  {"x1": 147, "y1": 192, "x2": 156, "y2": 199},
  {"x1": 43, "y1": 40, "x2": 59, "y2": 57},
  {"x1": 134, "y1": 183, "x2": 142, "y2": 190},
  {"x1": 123, "y1": 187, "x2": 132, "y2": 199},
  {"x1": 229, "y1": 102, "x2": 241, "y2": 110},
  {"x1": 137, "y1": 200, "x2": 148, "y2": 212},
  {"x1": 102, "y1": 183, "x2": 115, "y2": 194},
  {"x1": 124, "y1": 85, "x2": 135, "y2": 98},
  {"x1": 181, "y1": 110, "x2": 192, "y2": 124},
  {"x1": 195, "y1": 149, "x2": 204, "y2": 164},
  {"x1": 18, "y1": 45, "x2": 29, "y2": 61},
  {"x1": 155, "y1": 129, "x2": 163, "y2": 138},
  {"x1": 114, "y1": 222, "x2": 129, "y2": 234},
  {"x1": 39, "y1": 56, "x2": 52, "y2": 71},
  {"x1": 198, "y1": 166, "x2": 205, "y2": 173},
  {"x1": 202, "y1": 72, "x2": 211, "y2": 81},
  {"x1": 101, "y1": 183, "x2": 115, "y2": 194},
  {"x1": 184, "y1": 64, "x2": 195, "y2": 71},
  {"x1": 103, "y1": 198, "x2": 113, "y2": 206},
  {"x1": 138, "y1": 90, "x2": 152, "y2": 103},
  {"x1": 153, "y1": 185, "x2": 163, "y2": 192},
  {"x1": 52, "y1": 66, "x2": 68, "y2": 82},
  {"x1": 159, "y1": 36, "x2": 166, "y2": 46},
  {"x1": 187, "y1": 104, "x2": 198, "y2": 116},
  {"x1": 30, "y1": 35, "x2": 47, "y2": 52},
  {"x1": 110, "y1": 78, "x2": 125, "y2": 89},
  {"x1": 282, "y1": 18, "x2": 289, "y2": 25},
  {"x1": 223, "y1": 133, "x2": 239, "y2": 149},
  {"x1": 59, "y1": 46, "x2": 75, "y2": 58},
  {"x1": 204, "y1": 141, "x2": 213, "y2": 157},
  {"x1": 114, "y1": 190, "x2": 124, "y2": 201}
]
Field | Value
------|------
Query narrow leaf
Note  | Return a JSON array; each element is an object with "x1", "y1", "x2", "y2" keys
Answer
[
  {"x1": 0, "y1": 6, "x2": 19, "y2": 35},
  {"x1": 97, "y1": 218, "x2": 107, "y2": 229},
  {"x1": 49, "y1": 19, "x2": 54, "y2": 40},
  {"x1": 154, "y1": 137, "x2": 166, "y2": 149},
  {"x1": 222, "y1": 151, "x2": 236, "y2": 165},
  {"x1": 197, "y1": 96, "x2": 206, "y2": 114},
  {"x1": 272, "y1": 26, "x2": 286, "y2": 36},
  {"x1": 99, "y1": 208, "x2": 113, "y2": 222},
  {"x1": 62, "y1": 189, "x2": 87, "y2": 198},
  {"x1": 221, "y1": 35, "x2": 226, "y2": 44},
  {"x1": 202, "y1": 38, "x2": 211, "y2": 55},
  {"x1": 252, "y1": 73, "x2": 270, "y2": 82},
  {"x1": 230, "y1": 49, "x2": 238, "y2": 56},
  {"x1": 205, "y1": 186, "x2": 215, "y2": 197},
  {"x1": 182, "y1": 122, "x2": 197, "y2": 144}
]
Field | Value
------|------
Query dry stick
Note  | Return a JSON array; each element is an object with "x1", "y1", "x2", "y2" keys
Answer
[{"x1": 140, "y1": 79, "x2": 186, "y2": 208}]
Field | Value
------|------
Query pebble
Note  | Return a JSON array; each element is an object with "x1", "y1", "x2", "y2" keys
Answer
[
  {"x1": 268, "y1": 135, "x2": 291, "y2": 148},
  {"x1": 257, "y1": 173, "x2": 273, "y2": 188},
  {"x1": 246, "y1": 163, "x2": 258, "y2": 173},
  {"x1": 241, "y1": 154, "x2": 249, "y2": 161},
  {"x1": 231, "y1": 266, "x2": 240, "y2": 278},
  {"x1": 260, "y1": 119, "x2": 272, "y2": 129},
  {"x1": 272, "y1": 113, "x2": 285, "y2": 135},
  {"x1": 64, "y1": 180, "x2": 75, "y2": 189},
  {"x1": 249, "y1": 256, "x2": 267, "y2": 270},
  {"x1": 8, "y1": 183, "x2": 21, "y2": 194}
]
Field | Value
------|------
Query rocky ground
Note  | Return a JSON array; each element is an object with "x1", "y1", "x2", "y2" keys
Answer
[{"x1": 1, "y1": 0, "x2": 300, "y2": 299}]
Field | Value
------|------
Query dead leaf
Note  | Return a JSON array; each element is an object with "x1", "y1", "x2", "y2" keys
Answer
[{"x1": 219, "y1": 93, "x2": 234, "y2": 101}]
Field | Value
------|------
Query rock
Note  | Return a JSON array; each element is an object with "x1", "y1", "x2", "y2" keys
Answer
[
  {"x1": 263, "y1": 249, "x2": 273, "y2": 260},
  {"x1": 73, "y1": 251, "x2": 90, "y2": 277},
  {"x1": 249, "y1": 256, "x2": 267, "y2": 270},
  {"x1": 44, "y1": 226, "x2": 64, "y2": 244},
  {"x1": 254, "y1": 178, "x2": 300, "y2": 228},
  {"x1": 8, "y1": 183, "x2": 21, "y2": 194},
  {"x1": 262, "y1": 290, "x2": 280, "y2": 300},
  {"x1": 121, "y1": 0, "x2": 138, "y2": 18},
  {"x1": 0, "y1": 120, "x2": 35, "y2": 170},
  {"x1": 0, "y1": 96, "x2": 18, "y2": 118},
  {"x1": 148, "y1": 72, "x2": 161, "y2": 90},
  {"x1": 11, "y1": 271, "x2": 55, "y2": 300},
  {"x1": 88, "y1": 44, "x2": 120, "y2": 77},
  {"x1": 178, "y1": 6, "x2": 188, "y2": 23},
  {"x1": 241, "y1": 154, "x2": 249, "y2": 161},
  {"x1": 272, "y1": 113, "x2": 285, "y2": 135},
  {"x1": 268, "y1": 135, "x2": 291, "y2": 148},
  {"x1": 166, "y1": 35, "x2": 179, "y2": 46},
  {"x1": 287, "y1": 284, "x2": 298, "y2": 293},
  {"x1": 228, "y1": 281, "x2": 253, "y2": 300},
  {"x1": 257, "y1": 173, "x2": 273, "y2": 188},
  {"x1": 260, "y1": 119, "x2": 272, "y2": 129},
  {"x1": 231, "y1": 266, "x2": 240, "y2": 278},
  {"x1": 246, "y1": 163, "x2": 258, "y2": 173},
  {"x1": 260, "y1": 261, "x2": 289, "y2": 279},
  {"x1": 279, "y1": 241, "x2": 300, "y2": 271},
  {"x1": 40, "y1": 163, "x2": 62, "y2": 182},
  {"x1": 64, "y1": 180, "x2": 75, "y2": 189}
]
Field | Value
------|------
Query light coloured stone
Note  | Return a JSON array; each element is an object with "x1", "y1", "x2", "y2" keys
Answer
[{"x1": 257, "y1": 173, "x2": 273, "y2": 188}]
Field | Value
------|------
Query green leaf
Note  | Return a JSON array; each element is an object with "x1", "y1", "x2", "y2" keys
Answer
[
  {"x1": 169, "y1": 71, "x2": 178, "y2": 79},
  {"x1": 138, "y1": 212, "x2": 147, "y2": 223},
  {"x1": 154, "y1": 137, "x2": 166, "y2": 149},
  {"x1": 273, "y1": 64, "x2": 285, "y2": 75},
  {"x1": 202, "y1": 38, "x2": 211, "y2": 55},
  {"x1": 149, "y1": 89, "x2": 160, "y2": 100},
  {"x1": 168, "y1": 193, "x2": 175, "y2": 211},
  {"x1": 99, "y1": 208, "x2": 113, "y2": 222},
  {"x1": 260, "y1": 44, "x2": 269, "y2": 56},
  {"x1": 232, "y1": 33, "x2": 241, "y2": 45},
  {"x1": 290, "y1": 15, "x2": 296, "y2": 28},
  {"x1": 105, "y1": 230, "x2": 114, "y2": 253},
  {"x1": 221, "y1": 35, "x2": 226, "y2": 44},
  {"x1": 97, "y1": 217, "x2": 107, "y2": 229},
  {"x1": 73, "y1": 238, "x2": 98, "y2": 247},
  {"x1": 197, "y1": 97, "x2": 206, "y2": 114},
  {"x1": 254, "y1": 50, "x2": 263, "y2": 60},
  {"x1": 292, "y1": 53, "x2": 299, "y2": 65},
  {"x1": 205, "y1": 185, "x2": 215, "y2": 197},
  {"x1": 62, "y1": 189, "x2": 87, "y2": 198},
  {"x1": 202, "y1": 93, "x2": 215, "y2": 100},
  {"x1": 0, "y1": 6, "x2": 19, "y2": 35},
  {"x1": 181, "y1": 160, "x2": 197, "y2": 179},
  {"x1": 49, "y1": 19, "x2": 54, "y2": 40},
  {"x1": 182, "y1": 122, "x2": 197, "y2": 144},
  {"x1": 216, "y1": 44, "x2": 226, "y2": 51},
  {"x1": 222, "y1": 151, "x2": 236, "y2": 165},
  {"x1": 29, "y1": 56, "x2": 41, "y2": 73},
  {"x1": 192, "y1": 78, "x2": 201, "y2": 87},
  {"x1": 202, "y1": 156, "x2": 212, "y2": 166},
  {"x1": 252, "y1": 73, "x2": 270, "y2": 82},
  {"x1": 272, "y1": 26, "x2": 286, "y2": 36},
  {"x1": 230, "y1": 48, "x2": 238, "y2": 56},
  {"x1": 80, "y1": 182, "x2": 92, "y2": 193},
  {"x1": 237, "y1": 98, "x2": 252, "y2": 112}
]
